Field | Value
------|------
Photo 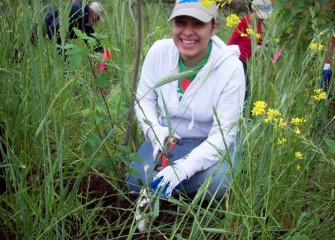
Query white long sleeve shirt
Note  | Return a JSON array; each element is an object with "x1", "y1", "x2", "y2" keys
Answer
[{"x1": 135, "y1": 35, "x2": 245, "y2": 178}]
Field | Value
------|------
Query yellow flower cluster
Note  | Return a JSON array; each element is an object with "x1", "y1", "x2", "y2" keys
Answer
[
  {"x1": 277, "y1": 137, "x2": 287, "y2": 145},
  {"x1": 310, "y1": 42, "x2": 324, "y2": 51},
  {"x1": 265, "y1": 108, "x2": 281, "y2": 123},
  {"x1": 246, "y1": 28, "x2": 254, "y2": 35},
  {"x1": 291, "y1": 117, "x2": 306, "y2": 135},
  {"x1": 252, "y1": 101, "x2": 285, "y2": 126},
  {"x1": 291, "y1": 117, "x2": 306, "y2": 126},
  {"x1": 226, "y1": 14, "x2": 240, "y2": 27},
  {"x1": 312, "y1": 89, "x2": 327, "y2": 101},
  {"x1": 295, "y1": 151, "x2": 303, "y2": 159},
  {"x1": 251, "y1": 101, "x2": 267, "y2": 116},
  {"x1": 240, "y1": 28, "x2": 261, "y2": 39},
  {"x1": 274, "y1": 118, "x2": 287, "y2": 128},
  {"x1": 201, "y1": 0, "x2": 216, "y2": 9}
]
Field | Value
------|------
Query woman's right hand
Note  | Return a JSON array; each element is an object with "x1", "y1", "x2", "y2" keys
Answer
[{"x1": 147, "y1": 125, "x2": 180, "y2": 161}]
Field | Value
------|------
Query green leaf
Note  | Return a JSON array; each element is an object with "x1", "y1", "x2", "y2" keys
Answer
[{"x1": 73, "y1": 28, "x2": 89, "y2": 40}]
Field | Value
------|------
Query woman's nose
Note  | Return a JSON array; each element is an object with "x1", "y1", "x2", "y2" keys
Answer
[{"x1": 182, "y1": 24, "x2": 194, "y2": 36}]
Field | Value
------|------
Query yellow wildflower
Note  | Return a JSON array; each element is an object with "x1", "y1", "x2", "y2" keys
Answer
[
  {"x1": 201, "y1": 0, "x2": 216, "y2": 9},
  {"x1": 295, "y1": 127, "x2": 301, "y2": 135},
  {"x1": 296, "y1": 164, "x2": 301, "y2": 171},
  {"x1": 277, "y1": 138, "x2": 287, "y2": 145},
  {"x1": 313, "y1": 89, "x2": 327, "y2": 101},
  {"x1": 313, "y1": 92, "x2": 327, "y2": 101},
  {"x1": 226, "y1": 14, "x2": 240, "y2": 27},
  {"x1": 295, "y1": 151, "x2": 303, "y2": 159},
  {"x1": 275, "y1": 37, "x2": 280, "y2": 43},
  {"x1": 310, "y1": 43, "x2": 317, "y2": 50},
  {"x1": 246, "y1": 28, "x2": 254, "y2": 35},
  {"x1": 291, "y1": 117, "x2": 306, "y2": 126},
  {"x1": 256, "y1": 33, "x2": 261, "y2": 39},
  {"x1": 274, "y1": 118, "x2": 287, "y2": 128},
  {"x1": 318, "y1": 44, "x2": 324, "y2": 51},
  {"x1": 314, "y1": 88, "x2": 323, "y2": 94},
  {"x1": 241, "y1": 33, "x2": 248, "y2": 37},
  {"x1": 264, "y1": 108, "x2": 281, "y2": 123},
  {"x1": 251, "y1": 101, "x2": 267, "y2": 116},
  {"x1": 310, "y1": 42, "x2": 323, "y2": 51}
]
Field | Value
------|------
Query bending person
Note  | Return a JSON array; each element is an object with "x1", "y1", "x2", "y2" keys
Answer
[{"x1": 127, "y1": 0, "x2": 245, "y2": 201}]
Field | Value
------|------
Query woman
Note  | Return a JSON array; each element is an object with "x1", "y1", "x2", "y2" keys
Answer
[
  {"x1": 127, "y1": 0, "x2": 245, "y2": 201},
  {"x1": 42, "y1": 1, "x2": 104, "y2": 52}
]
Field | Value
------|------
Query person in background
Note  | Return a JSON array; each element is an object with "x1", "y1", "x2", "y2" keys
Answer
[
  {"x1": 126, "y1": 0, "x2": 245, "y2": 201},
  {"x1": 228, "y1": 0, "x2": 273, "y2": 100},
  {"x1": 321, "y1": 32, "x2": 335, "y2": 93},
  {"x1": 42, "y1": 0, "x2": 104, "y2": 53},
  {"x1": 13, "y1": 1, "x2": 105, "y2": 63},
  {"x1": 320, "y1": 0, "x2": 335, "y2": 97}
]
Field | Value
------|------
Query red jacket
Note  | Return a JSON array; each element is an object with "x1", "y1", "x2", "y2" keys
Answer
[{"x1": 228, "y1": 15, "x2": 263, "y2": 61}]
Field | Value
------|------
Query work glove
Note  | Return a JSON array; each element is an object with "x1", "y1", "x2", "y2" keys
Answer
[
  {"x1": 147, "y1": 125, "x2": 180, "y2": 161},
  {"x1": 321, "y1": 64, "x2": 332, "y2": 91},
  {"x1": 151, "y1": 163, "x2": 188, "y2": 198}
]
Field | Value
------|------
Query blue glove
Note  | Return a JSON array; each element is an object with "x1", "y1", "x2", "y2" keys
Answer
[
  {"x1": 321, "y1": 69, "x2": 332, "y2": 91},
  {"x1": 151, "y1": 164, "x2": 188, "y2": 198}
]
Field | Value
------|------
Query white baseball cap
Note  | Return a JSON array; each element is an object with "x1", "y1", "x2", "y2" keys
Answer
[
  {"x1": 90, "y1": 2, "x2": 104, "y2": 21},
  {"x1": 168, "y1": 0, "x2": 217, "y2": 23},
  {"x1": 251, "y1": 0, "x2": 273, "y2": 19}
]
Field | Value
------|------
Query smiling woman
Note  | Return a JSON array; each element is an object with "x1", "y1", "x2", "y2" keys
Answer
[{"x1": 127, "y1": 0, "x2": 245, "y2": 205}]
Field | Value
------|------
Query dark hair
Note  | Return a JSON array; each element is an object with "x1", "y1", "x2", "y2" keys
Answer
[{"x1": 211, "y1": 18, "x2": 216, "y2": 25}]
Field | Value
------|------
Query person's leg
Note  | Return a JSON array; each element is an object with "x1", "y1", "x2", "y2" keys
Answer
[
  {"x1": 126, "y1": 138, "x2": 205, "y2": 194},
  {"x1": 126, "y1": 140, "x2": 155, "y2": 193},
  {"x1": 180, "y1": 140, "x2": 240, "y2": 201}
]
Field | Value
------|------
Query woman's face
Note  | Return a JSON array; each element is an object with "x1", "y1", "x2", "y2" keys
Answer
[{"x1": 172, "y1": 16, "x2": 217, "y2": 65}]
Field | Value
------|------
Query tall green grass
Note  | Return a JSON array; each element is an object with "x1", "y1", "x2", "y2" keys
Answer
[{"x1": 0, "y1": 0, "x2": 334, "y2": 239}]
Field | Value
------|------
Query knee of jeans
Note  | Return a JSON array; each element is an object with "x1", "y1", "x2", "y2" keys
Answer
[{"x1": 205, "y1": 174, "x2": 230, "y2": 201}]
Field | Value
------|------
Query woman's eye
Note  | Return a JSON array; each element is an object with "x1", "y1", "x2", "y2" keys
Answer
[{"x1": 193, "y1": 21, "x2": 205, "y2": 28}]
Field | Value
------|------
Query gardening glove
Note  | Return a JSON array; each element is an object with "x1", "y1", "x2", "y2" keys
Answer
[
  {"x1": 147, "y1": 125, "x2": 180, "y2": 161},
  {"x1": 321, "y1": 63, "x2": 332, "y2": 91},
  {"x1": 151, "y1": 163, "x2": 188, "y2": 198}
]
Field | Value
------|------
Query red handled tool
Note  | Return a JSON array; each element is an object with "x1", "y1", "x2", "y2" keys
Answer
[{"x1": 155, "y1": 136, "x2": 177, "y2": 171}]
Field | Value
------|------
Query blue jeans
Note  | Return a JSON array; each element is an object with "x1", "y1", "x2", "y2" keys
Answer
[{"x1": 126, "y1": 138, "x2": 240, "y2": 201}]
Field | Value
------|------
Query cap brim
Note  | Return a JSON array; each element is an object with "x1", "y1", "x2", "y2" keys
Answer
[{"x1": 168, "y1": 8, "x2": 213, "y2": 22}]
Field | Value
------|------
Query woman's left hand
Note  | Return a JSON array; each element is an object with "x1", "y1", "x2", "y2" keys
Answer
[{"x1": 151, "y1": 164, "x2": 188, "y2": 198}]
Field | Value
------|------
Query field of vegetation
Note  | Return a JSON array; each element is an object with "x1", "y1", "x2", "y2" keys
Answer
[{"x1": 0, "y1": 0, "x2": 334, "y2": 239}]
